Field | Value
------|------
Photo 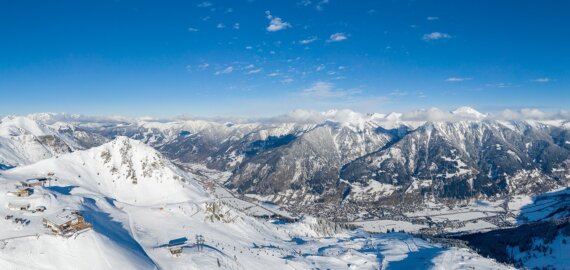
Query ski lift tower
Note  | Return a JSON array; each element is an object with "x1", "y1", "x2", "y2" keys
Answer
[{"x1": 196, "y1": 234, "x2": 205, "y2": 251}]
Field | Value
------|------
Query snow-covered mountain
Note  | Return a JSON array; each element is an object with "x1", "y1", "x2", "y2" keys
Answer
[
  {"x1": 0, "y1": 115, "x2": 108, "y2": 167},
  {"x1": 342, "y1": 120, "x2": 570, "y2": 199},
  {"x1": 0, "y1": 134, "x2": 509, "y2": 269},
  {"x1": 0, "y1": 116, "x2": 70, "y2": 166},
  {"x1": 5, "y1": 136, "x2": 206, "y2": 205},
  {"x1": 1, "y1": 108, "x2": 569, "y2": 269},
  {"x1": 3, "y1": 109, "x2": 569, "y2": 210}
]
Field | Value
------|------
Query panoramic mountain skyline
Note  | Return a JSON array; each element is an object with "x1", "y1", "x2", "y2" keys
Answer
[{"x1": 1, "y1": 0, "x2": 569, "y2": 117}]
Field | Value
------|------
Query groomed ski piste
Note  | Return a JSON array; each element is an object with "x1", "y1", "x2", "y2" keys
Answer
[{"x1": 0, "y1": 137, "x2": 511, "y2": 269}]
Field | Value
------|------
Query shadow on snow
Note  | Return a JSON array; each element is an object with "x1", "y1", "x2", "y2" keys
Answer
[{"x1": 82, "y1": 197, "x2": 157, "y2": 268}]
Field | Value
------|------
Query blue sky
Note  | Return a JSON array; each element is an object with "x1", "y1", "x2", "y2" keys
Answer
[{"x1": 0, "y1": 0, "x2": 568, "y2": 117}]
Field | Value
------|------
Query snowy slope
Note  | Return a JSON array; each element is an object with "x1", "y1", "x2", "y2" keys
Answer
[
  {"x1": 0, "y1": 231, "x2": 155, "y2": 270},
  {"x1": 4, "y1": 137, "x2": 206, "y2": 205}
]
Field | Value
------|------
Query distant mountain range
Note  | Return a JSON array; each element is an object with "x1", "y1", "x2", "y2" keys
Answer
[
  {"x1": 1, "y1": 108, "x2": 570, "y2": 269},
  {"x1": 2, "y1": 109, "x2": 569, "y2": 214}
]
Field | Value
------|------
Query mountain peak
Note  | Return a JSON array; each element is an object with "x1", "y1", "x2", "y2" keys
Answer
[
  {"x1": 5, "y1": 136, "x2": 207, "y2": 205},
  {"x1": 451, "y1": 106, "x2": 487, "y2": 120}
]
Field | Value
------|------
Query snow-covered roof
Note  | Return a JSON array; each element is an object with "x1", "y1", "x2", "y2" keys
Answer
[
  {"x1": 24, "y1": 178, "x2": 47, "y2": 183},
  {"x1": 45, "y1": 209, "x2": 82, "y2": 225}
]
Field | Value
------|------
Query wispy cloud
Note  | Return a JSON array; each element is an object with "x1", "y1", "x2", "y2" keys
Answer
[
  {"x1": 298, "y1": 0, "x2": 330, "y2": 11},
  {"x1": 500, "y1": 108, "x2": 549, "y2": 120},
  {"x1": 531, "y1": 77, "x2": 552, "y2": 83},
  {"x1": 215, "y1": 66, "x2": 234, "y2": 75},
  {"x1": 445, "y1": 77, "x2": 471, "y2": 82},
  {"x1": 265, "y1": 11, "x2": 291, "y2": 32},
  {"x1": 485, "y1": 82, "x2": 518, "y2": 88},
  {"x1": 247, "y1": 68, "x2": 262, "y2": 74},
  {"x1": 327, "y1": 32, "x2": 348, "y2": 43},
  {"x1": 423, "y1": 32, "x2": 452, "y2": 41},
  {"x1": 316, "y1": 0, "x2": 330, "y2": 11},
  {"x1": 233, "y1": 23, "x2": 240, "y2": 30},
  {"x1": 280, "y1": 78, "x2": 294, "y2": 84},
  {"x1": 427, "y1": 16, "x2": 439, "y2": 21},
  {"x1": 188, "y1": 27, "x2": 199, "y2": 32},
  {"x1": 299, "y1": 36, "x2": 318, "y2": 44},
  {"x1": 388, "y1": 90, "x2": 408, "y2": 96},
  {"x1": 301, "y1": 81, "x2": 359, "y2": 98},
  {"x1": 216, "y1": 23, "x2": 225, "y2": 29},
  {"x1": 197, "y1": 1, "x2": 212, "y2": 8}
]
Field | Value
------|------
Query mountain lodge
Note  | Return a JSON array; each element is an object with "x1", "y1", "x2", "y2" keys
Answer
[{"x1": 43, "y1": 210, "x2": 92, "y2": 237}]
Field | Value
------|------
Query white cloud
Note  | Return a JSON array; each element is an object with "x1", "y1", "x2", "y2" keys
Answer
[
  {"x1": 485, "y1": 82, "x2": 517, "y2": 88},
  {"x1": 532, "y1": 77, "x2": 552, "y2": 83},
  {"x1": 275, "y1": 109, "x2": 367, "y2": 124},
  {"x1": 316, "y1": 0, "x2": 330, "y2": 11},
  {"x1": 427, "y1": 16, "x2": 439, "y2": 21},
  {"x1": 197, "y1": 2, "x2": 212, "y2": 8},
  {"x1": 402, "y1": 108, "x2": 454, "y2": 121},
  {"x1": 422, "y1": 32, "x2": 452, "y2": 41},
  {"x1": 445, "y1": 77, "x2": 472, "y2": 82},
  {"x1": 499, "y1": 108, "x2": 549, "y2": 120},
  {"x1": 33, "y1": 107, "x2": 570, "y2": 126},
  {"x1": 327, "y1": 33, "x2": 348, "y2": 43},
  {"x1": 216, "y1": 23, "x2": 225, "y2": 29},
  {"x1": 388, "y1": 90, "x2": 408, "y2": 96},
  {"x1": 301, "y1": 81, "x2": 359, "y2": 98},
  {"x1": 188, "y1": 27, "x2": 199, "y2": 32},
  {"x1": 280, "y1": 78, "x2": 294, "y2": 84},
  {"x1": 297, "y1": 0, "x2": 329, "y2": 11},
  {"x1": 198, "y1": 63, "x2": 210, "y2": 69},
  {"x1": 299, "y1": 36, "x2": 318, "y2": 44},
  {"x1": 265, "y1": 11, "x2": 291, "y2": 32},
  {"x1": 215, "y1": 66, "x2": 234, "y2": 75},
  {"x1": 267, "y1": 72, "x2": 280, "y2": 77},
  {"x1": 387, "y1": 107, "x2": 489, "y2": 122},
  {"x1": 233, "y1": 23, "x2": 240, "y2": 30},
  {"x1": 398, "y1": 107, "x2": 568, "y2": 122},
  {"x1": 247, "y1": 68, "x2": 262, "y2": 74}
]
